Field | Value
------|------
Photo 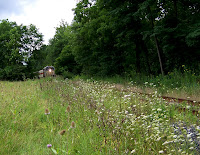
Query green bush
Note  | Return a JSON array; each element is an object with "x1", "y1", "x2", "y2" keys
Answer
[{"x1": 62, "y1": 71, "x2": 75, "y2": 79}]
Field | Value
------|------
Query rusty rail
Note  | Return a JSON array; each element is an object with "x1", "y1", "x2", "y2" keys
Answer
[{"x1": 114, "y1": 85, "x2": 200, "y2": 116}]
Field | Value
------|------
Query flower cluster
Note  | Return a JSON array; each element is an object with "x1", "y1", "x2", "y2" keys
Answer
[{"x1": 43, "y1": 78, "x2": 200, "y2": 154}]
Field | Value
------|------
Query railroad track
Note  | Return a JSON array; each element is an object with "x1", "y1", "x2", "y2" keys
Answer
[
  {"x1": 161, "y1": 95, "x2": 200, "y2": 105},
  {"x1": 114, "y1": 84, "x2": 200, "y2": 116},
  {"x1": 161, "y1": 95, "x2": 200, "y2": 116}
]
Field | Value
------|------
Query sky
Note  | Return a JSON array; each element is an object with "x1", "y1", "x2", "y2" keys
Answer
[{"x1": 0, "y1": 0, "x2": 78, "y2": 44}]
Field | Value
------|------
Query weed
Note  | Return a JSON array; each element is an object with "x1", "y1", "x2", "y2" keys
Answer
[{"x1": 0, "y1": 77, "x2": 199, "y2": 154}]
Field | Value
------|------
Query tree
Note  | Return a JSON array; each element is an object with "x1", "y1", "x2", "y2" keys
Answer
[
  {"x1": 157, "y1": 0, "x2": 200, "y2": 72},
  {"x1": 54, "y1": 25, "x2": 81, "y2": 76},
  {"x1": 43, "y1": 0, "x2": 200, "y2": 78},
  {"x1": 43, "y1": 22, "x2": 81, "y2": 77},
  {"x1": 45, "y1": 21, "x2": 69, "y2": 66},
  {"x1": 0, "y1": 19, "x2": 43, "y2": 80}
]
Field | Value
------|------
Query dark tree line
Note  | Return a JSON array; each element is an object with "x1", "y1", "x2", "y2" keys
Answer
[
  {"x1": 46, "y1": 0, "x2": 199, "y2": 78},
  {"x1": 1, "y1": 0, "x2": 200, "y2": 80}
]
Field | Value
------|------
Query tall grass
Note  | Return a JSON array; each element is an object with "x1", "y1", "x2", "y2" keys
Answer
[
  {"x1": 78, "y1": 68, "x2": 200, "y2": 100},
  {"x1": 0, "y1": 77, "x2": 200, "y2": 154},
  {"x1": 128, "y1": 68, "x2": 200, "y2": 100}
]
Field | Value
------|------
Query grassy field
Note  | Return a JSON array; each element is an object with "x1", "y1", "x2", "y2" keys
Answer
[{"x1": 0, "y1": 77, "x2": 200, "y2": 154}]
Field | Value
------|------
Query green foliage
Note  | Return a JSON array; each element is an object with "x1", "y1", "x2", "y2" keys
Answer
[
  {"x1": 27, "y1": 45, "x2": 48, "y2": 72},
  {"x1": 68, "y1": 0, "x2": 200, "y2": 76},
  {"x1": 0, "y1": 19, "x2": 43, "y2": 80},
  {"x1": 186, "y1": 23, "x2": 200, "y2": 47},
  {"x1": 1, "y1": 0, "x2": 200, "y2": 80},
  {"x1": 44, "y1": 22, "x2": 81, "y2": 77}
]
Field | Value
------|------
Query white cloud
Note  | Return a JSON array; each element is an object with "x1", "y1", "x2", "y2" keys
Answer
[
  {"x1": 0, "y1": 0, "x2": 33, "y2": 16},
  {"x1": 6, "y1": 0, "x2": 77, "y2": 44}
]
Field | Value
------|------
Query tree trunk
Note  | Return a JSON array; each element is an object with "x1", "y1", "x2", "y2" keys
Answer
[
  {"x1": 154, "y1": 36, "x2": 164, "y2": 75},
  {"x1": 148, "y1": 6, "x2": 164, "y2": 75}
]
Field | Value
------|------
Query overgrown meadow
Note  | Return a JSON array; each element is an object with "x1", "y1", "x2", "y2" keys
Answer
[{"x1": 0, "y1": 77, "x2": 200, "y2": 154}]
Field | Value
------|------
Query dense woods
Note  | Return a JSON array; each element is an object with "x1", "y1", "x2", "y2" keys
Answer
[{"x1": 0, "y1": 0, "x2": 200, "y2": 80}]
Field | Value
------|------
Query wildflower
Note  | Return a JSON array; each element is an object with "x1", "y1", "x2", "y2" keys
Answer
[
  {"x1": 95, "y1": 110, "x2": 100, "y2": 115},
  {"x1": 131, "y1": 149, "x2": 136, "y2": 154},
  {"x1": 124, "y1": 94, "x2": 131, "y2": 98},
  {"x1": 159, "y1": 150, "x2": 164, "y2": 154},
  {"x1": 156, "y1": 137, "x2": 161, "y2": 141},
  {"x1": 143, "y1": 115, "x2": 148, "y2": 119},
  {"x1": 45, "y1": 108, "x2": 50, "y2": 115},
  {"x1": 178, "y1": 149, "x2": 182, "y2": 152},
  {"x1": 173, "y1": 135, "x2": 177, "y2": 139},
  {"x1": 71, "y1": 121, "x2": 75, "y2": 128},
  {"x1": 157, "y1": 108, "x2": 162, "y2": 112},
  {"x1": 154, "y1": 127, "x2": 159, "y2": 130},
  {"x1": 66, "y1": 105, "x2": 71, "y2": 113},
  {"x1": 147, "y1": 125, "x2": 151, "y2": 129},
  {"x1": 186, "y1": 105, "x2": 190, "y2": 109},
  {"x1": 47, "y1": 144, "x2": 52, "y2": 148},
  {"x1": 125, "y1": 110, "x2": 129, "y2": 114},
  {"x1": 189, "y1": 139, "x2": 193, "y2": 142},
  {"x1": 187, "y1": 133, "x2": 192, "y2": 138},
  {"x1": 59, "y1": 130, "x2": 66, "y2": 135},
  {"x1": 162, "y1": 141, "x2": 169, "y2": 145}
]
